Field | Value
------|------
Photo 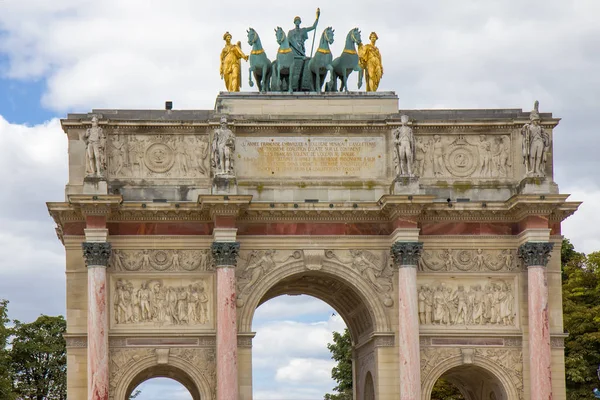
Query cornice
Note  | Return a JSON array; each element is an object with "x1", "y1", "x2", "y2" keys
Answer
[{"x1": 46, "y1": 194, "x2": 581, "y2": 230}]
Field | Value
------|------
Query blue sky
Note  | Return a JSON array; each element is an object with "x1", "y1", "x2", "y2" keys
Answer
[{"x1": 1, "y1": 0, "x2": 600, "y2": 399}]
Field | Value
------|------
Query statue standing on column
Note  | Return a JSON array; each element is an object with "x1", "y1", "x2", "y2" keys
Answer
[
  {"x1": 288, "y1": 8, "x2": 320, "y2": 57},
  {"x1": 84, "y1": 115, "x2": 106, "y2": 177},
  {"x1": 220, "y1": 32, "x2": 248, "y2": 92},
  {"x1": 212, "y1": 117, "x2": 236, "y2": 176},
  {"x1": 521, "y1": 101, "x2": 550, "y2": 176},
  {"x1": 393, "y1": 115, "x2": 416, "y2": 176}
]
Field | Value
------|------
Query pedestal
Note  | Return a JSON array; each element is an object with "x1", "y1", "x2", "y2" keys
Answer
[
  {"x1": 392, "y1": 176, "x2": 423, "y2": 195},
  {"x1": 212, "y1": 175, "x2": 238, "y2": 195}
]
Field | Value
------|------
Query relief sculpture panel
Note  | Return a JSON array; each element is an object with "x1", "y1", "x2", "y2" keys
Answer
[
  {"x1": 107, "y1": 134, "x2": 209, "y2": 180},
  {"x1": 417, "y1": 277, "x2": 518, "y2": 329},
  {"x1": 110, "y1": 276, "x2": 214, "y2": 330},
  {"x1": 419, "y1": 249, "x2": 518, "y2": 272},
  {"x1": 110, "y1": 249, "x2": 212, "y2": 272},
  {"x1": 415, "y1": 134, "x2": 512, "y2": 179}
]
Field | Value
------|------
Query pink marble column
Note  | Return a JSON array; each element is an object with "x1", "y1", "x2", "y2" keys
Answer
[
  {"x1": 519, "y1": 242, "x2": 554, "y2": 400},
  {"x1": 82, "y1": 242, "x2": 112, "y2": 400},
  {"x1": 212, "y1": 242, "x2": 240, "y2": 400},
  {"x1": 391, "y1": 241, "x2": 423, "y2": 400}
]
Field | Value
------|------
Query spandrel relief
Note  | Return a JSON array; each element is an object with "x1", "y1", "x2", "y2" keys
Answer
[
  {"x1": 110, "y1": 277, "x2": 213, "y2": 329},
  {"x1": 416, "y1": 134, "x2": 512, "y2": 179},
  {"x1": 419, "y1": 249, "x2": 518, "y2": 272},
  {"x1": 107, "y1": 134, "x2": 209, "y2": 180},
  {"x1": 110, "y1": 249, "x2": 212, "y2": 272},
  {"x1": 417, "y1": 278, "x2": 517, "y2": 328}
]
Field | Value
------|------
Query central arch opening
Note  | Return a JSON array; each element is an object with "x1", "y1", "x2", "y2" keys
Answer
[
  {"x1": 125, "y1": 366, "x2": 200, "y2": 400},
  {"x1": 249, "y1": 270, "x2": 380, "y2": 399},
  {"x1": 429, "y1": 365, "x2": 507, "y2": 400}
]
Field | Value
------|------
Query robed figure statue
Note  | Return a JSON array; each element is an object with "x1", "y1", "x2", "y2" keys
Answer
[
  {"x1": 288, "y1": 9, "x2": 320, "y2": 57},
  {"x1": 220, "y1": 32, "x2": 249, "y2": 92}
]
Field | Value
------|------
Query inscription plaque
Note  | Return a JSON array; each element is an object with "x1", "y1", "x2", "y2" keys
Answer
[{"x1": 237, "y1": 136, "x2": 387, "y2": 179}]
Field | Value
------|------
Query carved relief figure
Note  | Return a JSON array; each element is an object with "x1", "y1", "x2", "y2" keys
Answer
[
  {"x1": 349, "y1": 249, "x2": 392, "y2": 293},
  {"x1": 521, "y1": 100, "x2": 550, "y2": 176},
  {"x1": 478, "y1": 135, "x2": 492, "y2": 177},
  {"x1": 432, "y1": 135, "x2": 446, "y2": 176},
  {"x1": 212, "y1": 117, "x2": 236, "y2": 176},
  {"x1": 357, "y1": 32, "x2": 383, "y2": 92},
  {"x1": 83, "y1": 115, "x2": 107, "y2": 177},
  {"x1": 415, "y1": 138, "x2": 430, "y2": 177},
  {"x1": 238, "y1": 250, "x2": 276, "y2": 295},
  {"x1": 112, "y1": 278, "x2": 211, "y2": 326},
  {"x1": 220, "y1": 32, "x2": 248, "y2": 92},
  {"x1": 393, "y1": 115, "x2": 416, "y2": 176},
  {"x1": 418, "y1": 280, "x2": 516, "y2": 327}
]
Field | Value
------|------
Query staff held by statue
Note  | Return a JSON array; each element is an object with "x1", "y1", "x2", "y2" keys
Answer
[{"x1": 309, "y1": 8, "x2": 320, "y2": 58}]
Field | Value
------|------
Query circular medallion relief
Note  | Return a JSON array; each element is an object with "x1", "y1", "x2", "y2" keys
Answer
[
  {"x1": 144, "y1": 143, "x2": 175, "y2": 173},
  {"x1": 445, "y1": 146, "x2": 478, "y2": 177},
  {"x1": 151, "y1": 250, "x2": 171, "y2": 271}
]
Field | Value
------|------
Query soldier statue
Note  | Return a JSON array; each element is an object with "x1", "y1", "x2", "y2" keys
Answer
[
  {"x1": 521, "y1": 101, "x2": 550, "y2": 177},
  {"x1": 83, "y1": 115, "x2": 106, "y2": 177},
  {"x1": 393, "y1": 115, "x2": 416, "y2": 176},
  {"x1": 288, "y1": 8, "x2": 320, "y2": 57},
  {"x1": 212, "y1": 117, "x2": 236, "y2": 176}
]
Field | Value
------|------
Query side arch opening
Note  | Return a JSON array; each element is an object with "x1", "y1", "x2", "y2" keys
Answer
[{"x1": 125, "y1": 365, "x2": 201, "y2": 400}]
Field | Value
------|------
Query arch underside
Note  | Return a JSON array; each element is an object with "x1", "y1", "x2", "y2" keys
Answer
[
  {"x1": 259, "y1": 271, "x2": 374, "y2": 340},
  {"x1": 125, "y1": 365, "x2": 201, "y2": 400}
]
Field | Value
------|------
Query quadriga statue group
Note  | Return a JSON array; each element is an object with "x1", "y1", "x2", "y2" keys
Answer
[{"x1": 219, "y1": 8, "x2": 383, "y2": 93}]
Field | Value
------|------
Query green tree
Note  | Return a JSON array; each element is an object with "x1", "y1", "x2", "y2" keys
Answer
[
  {"x1": 0, "y1": 299, "x2": 15, "y2": 400},
  {"x1": 562, "y1": 239, "x2": 600, "y2": 399},
  {"x1": 431, "y1": 378, "x2": 464, "y2": 400},
  {"x1": 10, "y1": 315, "x2": 67, "y2": 400},
  {"x1": 325, "y1": 328, "x2": 353, "y2": 400}
]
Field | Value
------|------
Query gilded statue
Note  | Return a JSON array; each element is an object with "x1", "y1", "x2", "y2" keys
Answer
[
  {"x1": 521, "y1": 101, "x2": 550, "y2": 176},
  {"x1": 83, "y1": 115, "x2": 106, "y2": 177},
  {"x1": 220, "y1": 32, "x2": 249, "y2": 92},
  {"x1": 288, "y1": 8, "x2": 320, "y2": 57},
  {"x1": 358, "y1": 32, "x2": 383, "y2": 91}
]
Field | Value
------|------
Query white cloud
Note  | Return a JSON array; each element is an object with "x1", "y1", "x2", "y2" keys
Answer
[
  {"x1": 275, "y1": 358, "x2": 336, "y2": 385},
  {"x1": 560, "y1": 186, "x2": 600, "y2": 255},
  {"x1": 0, "y1": 115, "x2": 67, "y2": 320}
]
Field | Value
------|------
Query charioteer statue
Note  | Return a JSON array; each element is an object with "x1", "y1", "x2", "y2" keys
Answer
[{"x1": 220, "y1": 8, "x2": 383, "y2": 93}]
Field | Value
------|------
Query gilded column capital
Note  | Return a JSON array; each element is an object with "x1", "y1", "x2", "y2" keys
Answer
[
  {"x1": 211, "y1": 242, "x2": 240, "y2": 267},
  {"x1": 391, "y1": 241, "x2": 423, "y2": 267},
  {"x1": 518, "y1": 242, "x2": 554, "y2": 267},
  {"x1": 82, "y1": 242, "x2": 112, "y2": 267}
]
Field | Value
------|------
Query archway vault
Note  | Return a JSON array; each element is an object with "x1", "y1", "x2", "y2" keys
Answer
[
  {"x1": 421, "y1": 354, "x2": 521, "y2": 400},
  {"x1": 237, "y1": 255, "x2": 392, "y2": 344}
]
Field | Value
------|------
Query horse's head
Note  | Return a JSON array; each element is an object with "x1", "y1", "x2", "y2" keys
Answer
[
  {"x1": 247, "y1": 28, "x2": 257, "y2": 46},
  {"x1": 274, "y1": 26, "x2": 285, "y2": 45},
  {"x1": 350, "y1": 28, "x2": 362, "y2": 45},
  {"x1": 323, "y1": 27, "x2": 335, "y2": 45}
]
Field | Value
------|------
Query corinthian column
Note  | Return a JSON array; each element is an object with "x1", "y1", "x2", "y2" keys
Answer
[
  {"x1": 212, "y1": 241, "x2": 240, "y2": 400},
  {"x1": 82, "y1": 242, "x2": 112, "y2": 400},
  {"x1": 391, "y1": 241, "x2": 424, "y2": 400},
  {"x1": 519, "y1": 242, "x2": 554, "y2": 400}
]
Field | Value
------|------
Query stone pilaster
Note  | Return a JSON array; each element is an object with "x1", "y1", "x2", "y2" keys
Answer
[
  {"x1": 391, "y1": 241, "x2": 423, "y2": 400},
  {"x1": 212, "y1": 241, "x2": 240, "y2": 400},
  {"x1": 519, "y1": 242, "x2": 554, "y2": 400},
  {"x1": 82, "y1": 242, "x2": 111, "y2": 400}
]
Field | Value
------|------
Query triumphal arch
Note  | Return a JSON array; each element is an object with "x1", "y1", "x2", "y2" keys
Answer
[{"x1": 48, "y1": 91, "x2": 579, "y2": 400}]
